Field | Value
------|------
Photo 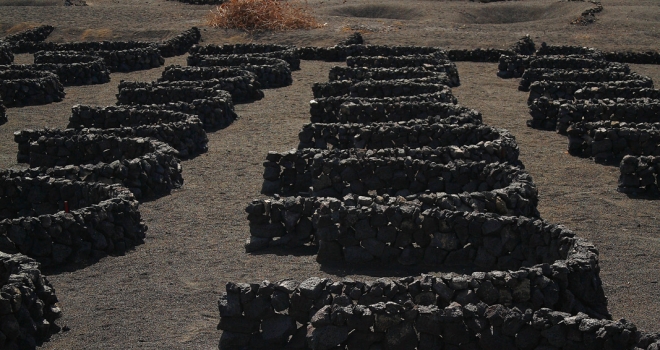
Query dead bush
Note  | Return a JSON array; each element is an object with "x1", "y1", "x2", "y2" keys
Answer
[{"x1": 205, "y1": 0, "x2": 322, "y2": 32}]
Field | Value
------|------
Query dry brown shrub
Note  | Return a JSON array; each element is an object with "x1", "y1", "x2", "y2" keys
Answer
[{"x1": 205, "y1": 0, "x2": 322, "y2": 32}]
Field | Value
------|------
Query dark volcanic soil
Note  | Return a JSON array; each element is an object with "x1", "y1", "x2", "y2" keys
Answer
[{"x1": 0, "y1": 0, "x2": 659, "y2": 348}]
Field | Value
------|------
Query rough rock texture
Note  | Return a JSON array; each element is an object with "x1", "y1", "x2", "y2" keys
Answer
[
  {"x1": 296, "y1": 45, "x2": 445, "y2": 62},
  {"x1": 3, "y1": 25, "x2": 54, "y2": 45},
  {"x1": 187, "y1": 54, "x2": 293, "y2": 88},
  {"x1": 526, "y1": 79, "x2": 654, "y2": 103},
  {"x1": 567, "y1": 121, "x2": 660, "y2": 163},
  {"x1": 12, "y1": 133, "x2": 183, "y2": 199},
  {"x1": 0, "y1": 68, "x2": 65, "y2": 107},
  {"x1": 0, "y1": 171, "x2": 147, "y2": 267},
  {"x1": 189, "y1": 44, "x2": 300, "y2": 70},
  {"x1": 158, "y1": 27, "x2": 201, "y2": 58},
  {"x1": 0, "y1": 252, "x2": 61, "y2": 349},
  {"x1": 312, "y1": 78, "x2": 457, "y2": 100},
  {"x1": 68, "y1": 105, "x2": 208, "y2": 158},
  {"x1": 519, "y1": 68, "x2": 645, "y2": 91}
]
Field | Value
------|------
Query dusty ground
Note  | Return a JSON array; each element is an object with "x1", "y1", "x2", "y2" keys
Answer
[{"x1": 0, "y1": 0, "x2": 659, "y2": 348}]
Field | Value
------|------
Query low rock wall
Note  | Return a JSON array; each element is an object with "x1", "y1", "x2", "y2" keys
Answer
[
  {"x1": 310, "y1": 99, "x2": 480, "y2": 124},
  {"x1": 567, "y1": 121, "x2": 660, "y2": 162},
  {"x1": 27, "y1": 52, "x2": 111, "y2": 85},
  {"x1": 619, "y1": 155, "x2": 660, "y2": 195},
  {"x1": 527, "y1": 79, "x2": 654, "y2": 103},
  {"x1": 574, "y1": 86, "x2": 660, "y2": 100},
  {"x1": 328, "y1": 66, "x2": 448, "y2": 84},
  {"x1": 312, "y1": 79, "x2": 456, "y2": 100},
  {"x1": 158, "y1": 27, "x2": 200, "y2": 58},
  {"x1": 189, "y1": 44, "x2": 300, "y2": 70},
  {"x1": 66, "y1": 104, "x2": 208, "y2": 157},
  {"x1": 116, "y1": 82, "x2": 237, "y2": 130},
  {"x1": 263, "y1": 134, "x2": 520, "y2": 196},
  {"x1": 3, "y1": 25, "x2": 54, "y2": 45},
  {"x1": 298, "y1": 120, "x2": 500, "y2": 150},
  {"x1": 535, "y1": 44, "x2": 603, "y2": 57},
  {"x1": 13, "y1": 133, "x2": 183, "y2": 199},
  {"x1": 0, "y1": 170, "x2": 147, "y2": 267},
  {"x1": 446, "y1": 48, "x2": 513, "y2": 62},
  {"x1": 0, "y1": 41, "x2": 13, "y2": 65},
  {"x1": 296, "y1": 45, "x2": 446, "y2": 62},
  {"x1": 604, "y1": 51, "x2": 660, "y2": 65},
  {"x1": 240, "y1": 209, "x2": 606, "y2": 312},
  {"x1": 170, "y1": 0, "x2": 225, "y2": 4},
  {"x1": 158, "y1": 65, "x2": 264, "y2": 103},
  {"x1": 529, "y1": 97, "x2": 660, "y2": 133},
  {"x1": 0, "y1": 68, "x2": 65, "y2": 107},
  {"x1": 498, "y1": 54, "x2": 611, "y2": 79},
  {"x1": 519, "y1": 68, "x2": 643, "y2": 91},
  {"x1": 309, "y1": 92, "x2": 460, "y2": 123},
  {"x1": 345, "y1": 54, "x2": 459, "y2": 86},
  {"x1": 187, "y1": 54, "x2": 292, "y2": 88},
  {"x1": 0, "y1": 252, "x2": 61, "y2": 349}
]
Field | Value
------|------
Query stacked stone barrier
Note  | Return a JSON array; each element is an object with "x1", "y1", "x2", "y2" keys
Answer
[
  {"x1": 0, "y1": 252, "x2": 61, "y2": 349},
  {"x1": 224, "y1": 209, "x2": 611, "y2": 349},
  {"x1": 187, "y1": 55, "x2": 293, "y2": 88},
  {"x1": 511, "y1": 35, "x2": 536, "y2": 56},
  {"x1": 497, "y1": 54, "x2": 611, "y2": 79},
  {"x1": 30, "y1": 51, "x2": 111, "y2": 86},
  {"x1": 0, "y1": 68, "x2": 65, "y2": 107},
  {"x1": 12, "y1": 132, "x2": 183, "y2": 199},
  {"x1": 158, "y1": 27, "x2": 201, "y2": 58},
  {"x1": 3, "y1": 25, "x2": 54, "y2": 47},
  {"x1": 603, "y1": 51, "x2": 660, "y2": 65},
  {"x1": 158, "y1": 65, "x2": 264, "y2": 103},
  {"x1": 262, "y1": 133, "x2": 521, "y2": 196},
  {"x1": 446, "y1": 48, "x2": 513, "y2": 63},
  {"x1": 618, "y1": 155, "x2": 660, "y2": 195},
  {"x1": 67, "y1": 105, "x2": 208, "y2": 158},
  {"x1": 296, "y1": 45, "x2": 445, "y2": 62},
  {"x1": 529, "y1": 97, "x2": 660, "y2": 133},
  {"x1": 310, "y1": 92, "x2": 463, "y2": 123},
  {"x1": 567, "y1": 121, "x2": 660, "y2": 162},
  {"x1": 535, "y1": 43, "x2": 603, "y2": 57},
  {"x1": 527, "y1": 79, "x2": 655, "y2": 103},
  {"x1": 574, "y1": 85, "x2": 660, "y2": 100},
  {"x1": 10, "y1": 41, "x2": 164, "y2": 72},
  {"x1": 116, "y1": 81, "x2": 237, "y2": 131},
  {"x1": 0, "y1": 170, "x2": 147, "y2": 267},
  {"x1": 345, "y1": 54, "x2": 459, "y2": 86},
  {"x1": 328, "y1": 66, "x2": 449, "y2": 84},
  {"x1": 0, "y1": 41, "x2": 13, "y2": 65},
  {"x1": 338, "y1": 32, "x2": 364, "y2": 46},
  {"x1": 312, "y1": 79, "x2": 457, "y2": 100},
  {"x1": 519, "y1": 68, "x2": 643, "y2": 91},
  {"x1": 189, "y1": 44, "x2": 300, "y2": 70},
  {"x1": 311, "y1": 99, "x2": 481, "y2": 124},
  {"x1": 297, "y1": 120, "x2": 504, "y2": 150}
]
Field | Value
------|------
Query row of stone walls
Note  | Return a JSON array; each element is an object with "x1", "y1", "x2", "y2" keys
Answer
[
  {"x1": 0, "y1": 41, "x2": 14, "y2": 65},
  {"x1": 158, "y1": 66, "x2": 264, "y2": 103},
  {"x1": 527, "y1": 79, "x2": 654, "y2": 103},
  {"x1": 296, "y1": 45, "x2": 445, "y2": 62},
  {"x1": 8, "y1": 57, "x2": 110, "y2": 86},
  {"x1": 345, "y1": 54, "x2": 460, "y2": 87},
  {"x1": 519, "y1": 68, "x2": 644, "y2": 91},
  {"x1": 0, "y1": 171, "x2": 146, "y2": 267},
  {"x1": 187, "y1": 54, "x2": 293, "y2": 88},
  {"x1": 189, "y1": 44, "x2": 301, "y2": 70},
  {"x1": 328, "y1": 66, "x2": 447, "y2": 84},
  {"x1": 158, "y1": 27, "x2": 201, "y2": 58},
  {"x1": 312, "y1": 78, "x2": 458, "y2": 100},
  {"x1": 2, "y1": 25, "x2": 54, "y2": 45}
]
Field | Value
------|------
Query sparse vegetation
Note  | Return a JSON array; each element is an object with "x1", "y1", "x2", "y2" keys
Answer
[{"x1": 205, "y1": 0, "x2": 322, "y2": 32}]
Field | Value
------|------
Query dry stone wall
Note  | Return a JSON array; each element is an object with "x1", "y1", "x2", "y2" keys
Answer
[
  {"x1": 187, "y1": 54, "x2": 293, "y2": 88},
  {"x1": 0, "y1": 41, "x2": 13, "y2": 65},
  {"x1": 0, "y1": 170, "x2": 146, "y2": 267},
  {"x1": 158, "y1": 27, "x2": 201, "y2": 58},
  {"x1": 189, "y1": 44, "x2": 300, "y2": 70},
  {"x1": 3, "y1": 25, "x2": 54, "y2": 46},
  {"x1": 567, "y1": 121, "x2": 660, "y2": 162},
  {"x1": 296, "y1": 45, "x2": 445, "y2": 62},
  {"x1": 446, "y1": 48, "x2": 513, "y2": 62},
  {"x1": 519, "y1": 68, "x2": 644, "y2": 91},
  {"x1": 529, "y1": 97, "x2": 660, "y2": 134},
  {"x1": 13, "y1": 132, "x2": 183, "y2": 199},
  {"x1": 619, "y1": 155, "x2": 660, "y2": 195},
  {"x1": 312, "y1": 79, "x2": 457, "y2": 100},
  {"x1": 158, "y1": 65, "x2": 264, "y2": 103},
  {"x1": 345, "y1": 54, "x2": 459, "y2": 87},
  {"x1": 310, "y1": 92, "x2": 461, "y2": 123},
  {"x1": 0, "y1": 252, "x2": 61, "y2": 349},
  {"x1": 68, "y1": 105, "x2": 208, "y2": 158},
  {"x1": 262, "y1": 140, "x2": 520, "y2": 196},
  {"x1": 116, "y1": 82, "x2": 237, "y2": 130},
  {"x1": 328, "y1": 66, "x2": 449, "y2": 85},
  {"x1": 0, "y1": 68, "x2": 65, "y2": 107},
  {"x1": 527, "y1": 79, "x2": 654, "y2": 103}
]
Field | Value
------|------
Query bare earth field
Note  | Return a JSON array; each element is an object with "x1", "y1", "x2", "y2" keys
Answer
[{"x1": 0, "y1": 0, "x2": 659, "y2": 348}]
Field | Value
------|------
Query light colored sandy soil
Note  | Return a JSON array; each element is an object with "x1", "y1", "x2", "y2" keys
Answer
[{"x1": 0, "y1": 0, "x2": 659, "y2": 348}]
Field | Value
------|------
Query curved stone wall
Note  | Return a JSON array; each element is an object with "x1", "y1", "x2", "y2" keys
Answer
[
  {"x1": 527, "y1": 79, "x2": 654, "y2": 103},
  {"x1": 158, "y1": 27, "x2": 201, "y2": 58},
  {"x1": 0, "y1": 170, "x2": 147, "y2": 267},
  {"x1": 13, "y1": 133, "x2": 183, "y2": 199},
  {"x1": 189, "y1": 44, "x2": 300, "y2": 70},
  {"x1": 68, "y1": 105, "x2": 208, "y2": 158},
  {"x1": 0, "y1": 68, "x2": 65, "y2": 107},
  {"x1": 187, "y1": 54, "x2": 293, "y2": 88},
  {"x1": 296, "y1": 45, "x2": 446, "y2": 62},
  {"x1": 312, "y1": 79, "x2": 457, "y2": 100}
]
